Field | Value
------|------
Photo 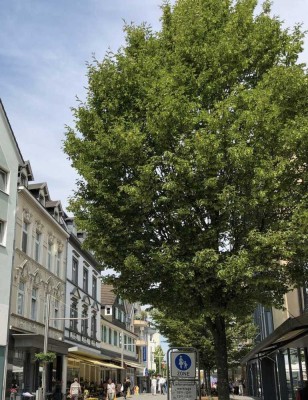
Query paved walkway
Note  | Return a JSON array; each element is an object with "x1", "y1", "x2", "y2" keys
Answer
[{"x1": 125, "y1": 393, "x2": 260, "y2": 400}]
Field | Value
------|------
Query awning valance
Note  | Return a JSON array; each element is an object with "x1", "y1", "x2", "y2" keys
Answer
[
  {"x1": 125, "y1": 361, "x2": 144, "y2": 370},
  {"x1": 241, "y1": 313, "x2": 308, "y2": 364},
  {"x1": 68, "y1": 348, "x2": 123, "y2": 369}
]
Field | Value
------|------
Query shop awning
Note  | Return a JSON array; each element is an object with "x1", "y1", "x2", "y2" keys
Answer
[
  {"x1": 241, "y1": 313, "x2": 308, "y2": 364},
  {"x1": 125, "y1": 361, "x2": 144, "y2": 369},
  {"x1": 68, "y1": 348, "x2": 123, "y2": 369},
  {"x1": 12, "y1": 333, "x2": 70, "y2": 354},
  {"x1": 112, "y1": 357, "x2": 143, "y2": 370}
]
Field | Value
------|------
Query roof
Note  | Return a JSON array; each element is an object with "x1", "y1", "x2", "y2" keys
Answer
[
  {"x1": 101, "y1": 284, "x2": 117, "y2": 305},
  {"x1": 0, "y1": 99, "x2": 24, "y2": 164},
  {"x1": 46, "y1": 200, "x2": 61, "y2": 208}
]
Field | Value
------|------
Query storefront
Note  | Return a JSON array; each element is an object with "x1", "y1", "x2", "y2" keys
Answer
[
  {"x1": 242, "y1": 314, "x2": 308, "y2": 400},
  {"x1": 5, "y1": 332, "x2": 70, "y2": 400},
  {"x1": 67, "y1": 348, "x2": 124, "y2": 397}
]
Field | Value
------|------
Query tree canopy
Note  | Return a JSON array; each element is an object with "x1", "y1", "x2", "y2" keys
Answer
[{"x1": 64, "y1": 0, "x2": 308, "y2": 398}]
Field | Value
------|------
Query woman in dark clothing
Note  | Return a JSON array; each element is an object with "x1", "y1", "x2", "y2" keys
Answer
[{"x1": 123, "y1": 378, "x2": 131, "y2": 400}]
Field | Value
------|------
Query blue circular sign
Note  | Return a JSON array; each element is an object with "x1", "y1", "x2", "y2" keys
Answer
[{"x1": 175, "y1": 354, "x2": 191, "y2": 370}]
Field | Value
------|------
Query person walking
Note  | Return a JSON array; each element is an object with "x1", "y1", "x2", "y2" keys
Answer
[
  {"x1": 151, "y1": 376, "x2": 157, "y2": 396},
  {"x1": 107, "y1": 379, "x2": 116, "y2": 400},
  {"x1": 123, "y1": 377, "x2": 131, "y2": 400},
  {"x1": 159, "y1": 377, "x2": 166, "y2": 395},
  {"x1": 70, "y1": 378, "x2": 81, "y2": 400}
]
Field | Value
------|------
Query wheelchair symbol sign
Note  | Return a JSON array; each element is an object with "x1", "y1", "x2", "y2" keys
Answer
[{"x1": 171, "y1": 352, "x2": 196, "y2": 378}]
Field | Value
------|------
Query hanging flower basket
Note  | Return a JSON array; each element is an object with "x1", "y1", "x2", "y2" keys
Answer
[{"x1": 34, "y1": 352, "x2": 57, "y2": 363}]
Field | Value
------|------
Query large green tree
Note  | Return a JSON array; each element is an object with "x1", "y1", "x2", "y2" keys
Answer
[{"x1": 64, "y1": 1, "x2": 308, "y2": 398}]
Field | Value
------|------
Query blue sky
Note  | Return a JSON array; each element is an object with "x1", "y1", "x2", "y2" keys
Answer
[{"x1": 0, "y1": 0, "x2": 307, "y2": 211}]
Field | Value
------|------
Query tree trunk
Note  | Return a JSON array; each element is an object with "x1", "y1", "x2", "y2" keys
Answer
[
  {"x1": 207, "y1": 316, "x2": 230, "y2": 400},
  {"x1": 206, "y1": 368, "x2": 211, "y2": 396}
]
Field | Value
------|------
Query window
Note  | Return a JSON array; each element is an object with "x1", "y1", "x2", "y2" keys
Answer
[
  {"x1": 54, "y1": 300, "x2": 59, "y2": 329},
  {"x1": 22, "y1": 222, "x2": 29, "y2": 253},
  {"x1": 34, "y1": 231, "x2": 41, "y2": 263},
  {"x1": 121, "y1": 311, "x2": 125, "y2": 323},
  {"x1": 47, "y1": 242, "x2": 53, "y2": 270},
  {"x1": 56, "y1": 251, "x2": 61, "y2": 276},
  {"x1": 31, "y1": 288, "x2": 37, "y2": 320},
  {"x1": 0, "y1": 168, "x2": 7, "y2": 192},
  {"x1": 81, "y1": 307, "x2": 88, "y2": 336},
  {"x1": 105, "y1": 307, "x2": 112, "y2": 316},
  {"x1": 83, "y1": 268, "x2": 88, "y2": 292},
  {"x1": 118, "y1": 297, "x2": 123, "y2": 305},
  {"x1": 0, "y1": 220, "x2": 5, "y2": 245},
  {"x1": 39, "y1": 194, "x2": 44, "y2": 205},
  {"x1": 91, "y1": 313, "x2": 97, "y2": 339},
  {"x1": 19, "y1": 173, "x2": 27, "y2": 186},
  {"x1": 72, "y1": 257, "x2": 78, "y2": 285},
  {"x1": 102, "y1": 325, "x2": 107, "y2": 343},
  {"x1": 115, "y1": 307, "x2": 119, "y2": 320},
  {"x1": 17, "y1": 282, "x2": 25, "y2": 315},
  {"x1": 92, "y1": 277, "x2": 97, "y2": 300},
  {"x1": 70, "y1": 300, "x2": 78, "y2": 331},
  {"x1": 114, "y1": 331, "x2": 118, "y2": 347},
  {"x1": 108, "y1": 327, "x2": 112, "y2": 344}
]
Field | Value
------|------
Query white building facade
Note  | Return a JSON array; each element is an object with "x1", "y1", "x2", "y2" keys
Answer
[{"x1": 0, "y1": 100, "x2": 24, "y2": 400}]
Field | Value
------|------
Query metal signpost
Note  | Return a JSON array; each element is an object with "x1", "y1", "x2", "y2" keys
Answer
[{"x1": 167, "y1": 347, "x2": 200, "y2": 400}]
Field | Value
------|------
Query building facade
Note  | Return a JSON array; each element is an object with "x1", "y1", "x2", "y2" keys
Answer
[
  {"x1": 6, "y1": 180, "x2": 69, "y2": 397},
  {"x1": 64, "y1": 217, "x2": 111, "y2": 390},
  {"x1": 0, "y1": 100, "x2": 24, "y2": 400},
  {"x1": 100, "y1": 285, "x2": 142, "y2": 386},
  {"x1": 242, "y1": 288, "x2": 308, "y2": 400}
]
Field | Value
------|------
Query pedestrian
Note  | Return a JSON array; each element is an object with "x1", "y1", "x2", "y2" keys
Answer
[
  {"x1": 297, "y1": 381, "x2": 308, "y2": 400},
  {"x1": 107, "y1": 379, "x2": 116, "y2": 400},
  {"x1": 70, "y1": 378, "x2": 81, "y2": 400},
  {"x1": 233, "y1": 380, "x2": 239, "y2": 395},
  {"x1": 123, "y1": 377, "x2": 131, "y2": 400},
  {"x1": 157, "y1": 376, "x2": 161, "y2": 394},
  {"x1": 239, "y1": 380, "x2": 243, "y2": 396},
  {"x1": 151, "y1": 376, "x2": 157, "y2": 396},
  {"x1": 159, "y1": 377, "x2": 166, "y2": 394}
]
